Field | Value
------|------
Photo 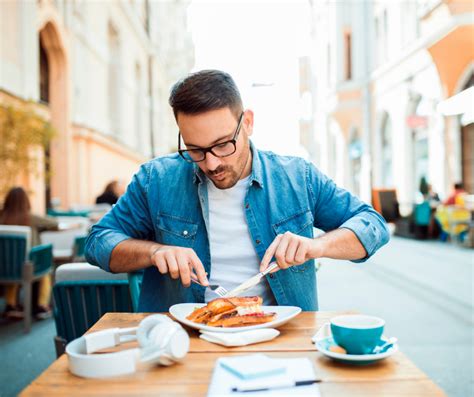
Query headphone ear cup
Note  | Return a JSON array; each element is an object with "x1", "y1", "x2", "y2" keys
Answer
[
  {"x1": 162, "y1": 326, "x2": 190, "y2": 362},
  {"x1": 136, "y1": 315, "x2": 189, "y2": 366},
  {"x1": 137, "y1": 314, "x2": 172, "y2": 349}
]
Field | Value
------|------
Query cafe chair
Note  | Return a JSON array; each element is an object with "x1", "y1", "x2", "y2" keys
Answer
[
  {"x1": 128, "y1": 270, "x2": 144, "y2": 312},
  {"x1": 0, "y1": 225, "x2": 53, "y2": 333},
  {"x1": 71, "y1": 235, "x2": 87, "y2": 262},
  {"x1": 53, "y1": 263, "x2": 132, "y2": 357}
]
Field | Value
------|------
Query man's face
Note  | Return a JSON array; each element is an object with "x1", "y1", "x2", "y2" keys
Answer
[{"x1": 178, "y1": 107, "x2": 254, "y2": 189}]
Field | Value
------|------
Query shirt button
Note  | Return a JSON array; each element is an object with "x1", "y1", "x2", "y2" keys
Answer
[
  {"x1": 255, "y1": 239, "x2": 261, "y2": 244},
  {"x1": 183, "y1": 230, "x2": 188, "y2": 236},
  {"x1": 269, "y1": 274, "x2": 274, "y2": 279},
  {"x1": 245, "y1": 203, "x2": 249, "y2": 209}
]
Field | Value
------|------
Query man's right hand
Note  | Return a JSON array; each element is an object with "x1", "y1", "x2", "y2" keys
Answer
[{"x1": 150, "y1": 245, "x2": 208, "y2": 288}]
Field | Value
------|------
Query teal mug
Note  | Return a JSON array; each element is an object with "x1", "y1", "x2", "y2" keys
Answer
[{"x1": 330, "y1": 315, "x2": 385, "y2": 355}]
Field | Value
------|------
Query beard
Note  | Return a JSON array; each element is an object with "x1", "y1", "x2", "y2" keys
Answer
[{"x1": 206, "y1": 141, "x2": 251, "y2": 189}]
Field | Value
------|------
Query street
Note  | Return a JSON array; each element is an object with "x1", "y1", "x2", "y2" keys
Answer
[{"x1": 318, "y1": 236, "x2": 473, "y2": 397}]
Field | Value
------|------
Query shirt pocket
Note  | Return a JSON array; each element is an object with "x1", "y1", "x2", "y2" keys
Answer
[
  {"x1": 156, "y1": 213, "x2": 198, "y2": 248},
  {"x1": 272, "y1": 209, "x2": 314, "y2": 273}
]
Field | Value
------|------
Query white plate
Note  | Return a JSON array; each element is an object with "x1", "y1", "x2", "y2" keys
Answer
[{"x1": 169, "y1": 303, "x2": 302, "y2": 333}]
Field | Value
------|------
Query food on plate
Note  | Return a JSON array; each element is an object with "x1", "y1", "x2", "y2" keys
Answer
[{"x1": 186, "y1": 296, "x2": 276, "y2": 327}]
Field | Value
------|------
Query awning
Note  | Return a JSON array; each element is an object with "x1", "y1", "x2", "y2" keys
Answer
[{"x1": 436, "y1": 86, "x2": 474, "y2": 126}]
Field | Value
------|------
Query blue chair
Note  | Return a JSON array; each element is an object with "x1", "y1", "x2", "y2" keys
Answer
[
  {"x1": 128, "y1": 270, "x2": 143, "y2": 312},
  {"x1": 0, "y1": 225, "x2": 53, "y2": 333},
  {"x1": 71, "y1": 235, "x2": 87, "y2": 262},
  {"x1": 53, "y1": 263, "x2": 132, "y2": 356}
]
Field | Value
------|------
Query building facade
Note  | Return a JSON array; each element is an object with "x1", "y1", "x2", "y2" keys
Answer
[
  {"x1": 307, "y1": 0, "x2": 473, "y2": 213},
  {"x1": 0, "y1": 0, "x2": 194, "y2": 213}
]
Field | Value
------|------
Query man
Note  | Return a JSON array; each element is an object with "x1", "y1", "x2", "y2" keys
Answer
[{"x1": 85, "y1": 70, "x2": 390, "y2": 312}]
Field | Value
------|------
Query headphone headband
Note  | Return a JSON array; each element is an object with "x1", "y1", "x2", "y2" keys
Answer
[{"x1": 66, "y1": 315, "x2": 189, "y2": 378}]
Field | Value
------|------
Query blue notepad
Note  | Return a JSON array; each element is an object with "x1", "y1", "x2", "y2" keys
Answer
[{"x1": 219, "y1": 354, "x2": 287, "y2": 380}]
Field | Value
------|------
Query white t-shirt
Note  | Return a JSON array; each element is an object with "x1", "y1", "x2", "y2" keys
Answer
[{"x1": 204, "y1": 176, "x2": 276, "y2": 305}]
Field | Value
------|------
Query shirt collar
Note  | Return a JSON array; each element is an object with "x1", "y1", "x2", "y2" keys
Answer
[{"x1": 192, "y1": 140, "x2": 264, "y2": 188}]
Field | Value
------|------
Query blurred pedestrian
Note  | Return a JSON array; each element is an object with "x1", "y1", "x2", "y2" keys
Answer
[
  {"x1": 427, "y1": 184, "x2": 440, "y2": 206},
  {"x1": 444, "y1": 182, "x2": 467, "y2": 206},
  {"x1": 0, "y1": 187, "x2": 56, "y2": 319},
  {"x1": 95, "y1": 180, "x2": 125, "y2": 206}
]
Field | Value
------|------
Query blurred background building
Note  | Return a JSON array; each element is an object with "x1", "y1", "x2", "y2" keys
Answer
[
  {"x1": 304, "y1": 0, "x2": 473, "y2": 210},
  {"x1": 1, "y1": 0, "x2": 472, "y2": 216},
  {"x1": 0, "y1": 0, "x2": 194, "y2": 213}
]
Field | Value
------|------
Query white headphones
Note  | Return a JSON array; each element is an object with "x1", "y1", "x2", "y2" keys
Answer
[{"x1": 66, "y1": 314, "x2": 190, "y2": 378}]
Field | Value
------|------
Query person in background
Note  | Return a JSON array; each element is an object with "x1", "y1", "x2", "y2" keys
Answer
[
  {"x1": 444, "y1": 182, "x2": 467, "y2": 206},
  {"x1": 0, "y1": 187, "x2": 56, "y2": 319},
  {"x1": 427, "y1": 184, "x2": 440, "y2": 206},
  {"x1": 95, "y1": 180, "x2": 125, "y2": 206}
]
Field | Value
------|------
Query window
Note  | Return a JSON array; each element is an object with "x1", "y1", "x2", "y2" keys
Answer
[
  {"x1": 39, "y1": 37, "x2": 49, "y2": 103},
  {"x1": 108, "y1": 23, "x2": 120, "y2": 136},
  {"x1": 344, "y1": 31, "x2": 352, "y2": 80}
]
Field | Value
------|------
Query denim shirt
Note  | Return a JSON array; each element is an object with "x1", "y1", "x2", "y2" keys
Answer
[{"x1": 85, "y1": 143, "x2": 390, "y2": 312}]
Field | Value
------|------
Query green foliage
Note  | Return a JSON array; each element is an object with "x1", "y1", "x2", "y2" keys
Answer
[{"x1": 0, "y1": 104, "x2": 55, "y2": 198}]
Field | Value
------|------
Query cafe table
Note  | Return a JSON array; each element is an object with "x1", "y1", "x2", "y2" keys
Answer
[{"x1": 21, "y1": 311, "x2": 447, "y2": 396}]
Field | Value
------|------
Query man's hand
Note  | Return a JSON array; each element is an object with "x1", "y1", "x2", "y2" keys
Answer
[
  {"x1": 151, "y1": 245, "x2": 209, "y2": 287},
  {"x1": 260, "y1": 231, "x2": 322, "y2": 272}
]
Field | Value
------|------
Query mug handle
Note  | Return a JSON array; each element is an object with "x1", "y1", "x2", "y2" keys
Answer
[{"x1": 311, "y1": 322, "x2": 331, "y2": 344}]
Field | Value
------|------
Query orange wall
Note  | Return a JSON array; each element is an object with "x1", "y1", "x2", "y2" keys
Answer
[
  {"x1": 71, "y1": 125, "x2": 148, "y2": 206},
  {"x1": 428, "y1": 25, "x2": 474, "y2": 96}
]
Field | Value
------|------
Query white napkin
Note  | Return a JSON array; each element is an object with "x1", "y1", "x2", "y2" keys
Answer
[{"x1": 200, "y1": 328, "x2": 280, "y2": 347}]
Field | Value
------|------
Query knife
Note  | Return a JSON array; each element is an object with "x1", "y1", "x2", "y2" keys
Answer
[{"x1": 223, "y1": 262, "x2": 279, "y2": 298}]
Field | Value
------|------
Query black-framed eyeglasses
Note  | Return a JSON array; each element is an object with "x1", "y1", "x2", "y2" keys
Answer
[{"x1": 178, "y1": 112, "x2": 244, "y2": 163}]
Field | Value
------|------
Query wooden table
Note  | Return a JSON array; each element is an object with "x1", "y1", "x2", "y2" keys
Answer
[{"x1": 21, "y1": 312, "x2": 447, "y2": 396}]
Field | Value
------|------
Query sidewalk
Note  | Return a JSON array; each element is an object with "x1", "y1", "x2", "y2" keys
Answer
[{"x1": 318, "y1": 236, "x2": 473, "y2": 397}]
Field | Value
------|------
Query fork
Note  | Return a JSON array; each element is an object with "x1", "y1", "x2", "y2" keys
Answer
[{"x1": 190, "y1": 278, "x2": 229, "y2": 297}]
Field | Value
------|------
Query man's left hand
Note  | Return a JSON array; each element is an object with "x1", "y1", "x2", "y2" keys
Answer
[{"x1": 260, "y1": 231, "x2": 322, "y2": 272}]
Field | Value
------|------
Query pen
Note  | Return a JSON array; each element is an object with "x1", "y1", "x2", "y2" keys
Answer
[{"x1": 231, "y1": 379, "x2": 322, "y2": 393}]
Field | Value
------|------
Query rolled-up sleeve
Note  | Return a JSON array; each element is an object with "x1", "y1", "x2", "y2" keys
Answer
[
  {"x1": 85, "y1": 163, "x2": 154, "y2": 272},
  {"x1": 307, "y1": 163, "x2": 390, "y2": 262}
]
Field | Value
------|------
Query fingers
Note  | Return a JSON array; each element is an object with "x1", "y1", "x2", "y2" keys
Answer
[
  {"x1": 261, "y1": 232, "x2": 313, "y2": 272},
  {"x1": 188, "y1": 251, "x2": 209, "y2": 286},
  {"x1": 151, "y1": 246, "x2": 208, "y2": 287},
  {"x1": 165, "y1": 251, "x2": 179, "y2": 279},
  {"x1": 274, "y1": 234, "x2": 290, "y2": 269},
  {"x1": 285, "y1": 237, "x2": 299, "y2": 264},
  {"x1": 260, "y1": 234, "x2": 283, "y2": 272},
  {"x1": 176, "y1": 250, "x2": 191, "y2": 287}
]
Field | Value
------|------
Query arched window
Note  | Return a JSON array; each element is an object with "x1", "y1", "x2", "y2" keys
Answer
[{"x1": 39, "y1": 36, "x2": 49, "y2": 104}]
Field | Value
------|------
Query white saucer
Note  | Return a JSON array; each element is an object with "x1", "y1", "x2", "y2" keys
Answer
[{"x1": 315, "y1": 336, "x2": 399, "y2": 364}]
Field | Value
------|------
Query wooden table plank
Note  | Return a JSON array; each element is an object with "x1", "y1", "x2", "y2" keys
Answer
[
  {"x1": 86, "y1": 311, "x2": 357, "y2": 353},
  {"x1": 20, "y1": 312, "x2": 447, "y2": 396}
]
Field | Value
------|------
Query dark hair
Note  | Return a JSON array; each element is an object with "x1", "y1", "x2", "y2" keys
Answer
[
  {"x1": 0, "y1": 187, "x2": 31, "y2": 226},
  {"x1": 454, "y1": 182, "x2": 464, "y2": 190},
  {"x1": 169, "y1": 70, "x2": 243, "y2": 120},
  {"x1": 104, "y1": 181, "x2": 118, "y2": 195}
]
